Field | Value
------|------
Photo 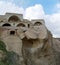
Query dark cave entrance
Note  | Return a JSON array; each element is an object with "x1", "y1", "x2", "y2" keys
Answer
[{"x1": 10, "y1": 31, "x2": 15, "y2": 35}]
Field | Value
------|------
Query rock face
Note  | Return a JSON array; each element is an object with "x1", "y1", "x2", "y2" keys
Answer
[
  {"x1": 21, "y1": 24, "x2": 60, "y2": 65},
  {"x1": 0, "y1": 13, "x2": 60, "y2": 65}
]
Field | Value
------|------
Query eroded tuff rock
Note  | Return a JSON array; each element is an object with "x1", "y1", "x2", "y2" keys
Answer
[
  {"x1": 0, "y1": 13, "x2": 60, "y2": 65},
  {"x1": 21, "y1": 22, "x2": 60, "y2": 65}
]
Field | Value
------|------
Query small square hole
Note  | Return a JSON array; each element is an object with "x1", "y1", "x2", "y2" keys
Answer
[{"x1": 10, "y1": 31, "x2": 15, "y2": 35}]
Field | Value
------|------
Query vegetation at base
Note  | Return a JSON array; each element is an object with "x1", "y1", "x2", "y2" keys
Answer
[
  {"x1": 0, "y1": 40, "x2": 20, "y2": 65},
  {"x1": 0, "y1": 40, "x2": 7, "y2": 52}
]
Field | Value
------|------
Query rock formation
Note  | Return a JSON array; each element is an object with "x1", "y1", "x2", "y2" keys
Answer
[
  {"x1": 21, "y1": 22, "x2": 60, "y2": 65},
  {"x1": 0, "y1": 13, "x2": 60, "y2": 65}
]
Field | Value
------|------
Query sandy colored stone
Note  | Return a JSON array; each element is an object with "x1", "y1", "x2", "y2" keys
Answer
[{"x1": 0, "y1": 13, "x2": 60, "y2": 65}]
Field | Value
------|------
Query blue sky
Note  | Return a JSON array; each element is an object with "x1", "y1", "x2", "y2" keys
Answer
[
  {"x1": 3, "y1": 0, "x2": 60, "y2": 14},
  {"x1": 19, "y1": 0, "x2": 59, "y2": 14},
  {"x1": 0, "y1": 0, "x2": 60, "y2": 37}
]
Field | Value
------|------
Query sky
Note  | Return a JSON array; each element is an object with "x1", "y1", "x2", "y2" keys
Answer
[{"x1": 0, "y1": 0, "x2": 60, "y2": 37}]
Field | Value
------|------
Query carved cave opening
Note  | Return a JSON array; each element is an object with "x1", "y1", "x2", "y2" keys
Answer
[
  {"x1": 28, "y1": 24, "x2": 30, "y2": 28},
  {"x1": 10, "y1": 31, "x2": 15, "y2": 35},
  {"x1": 8, "y1": 15, "x2": 20, "y2": 22},
  {"x1": 2, "y1": 23, "x2": 11, "y2": 26},
  {"x1": 34, "y1": 22, "x2": 42, "y2": 26},
  {"x1": 17, "y1": 23, "x2": 25, "y2": 27}
]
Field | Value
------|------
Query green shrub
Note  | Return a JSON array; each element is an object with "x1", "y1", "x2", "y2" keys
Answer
[{"x1": 0, "y1": 40, "x2": 6, "y2": 52}]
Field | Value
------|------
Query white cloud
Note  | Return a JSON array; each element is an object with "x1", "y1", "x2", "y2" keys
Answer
[
  {"x1": 0, "y1": 1, "x2": 24, "y2": 15},
  {"x1": 55, "y1": 3, "x2": 60, "y2": 13},
  {"x1": 45, "y1": 13, "x2": 60, "y2": 37},
  {"x1": 24, "y1": 4, "x2": 45, "y2": 20},
  {"x1": 56, "y1": 4, "x2": 60, "y2": 8}
]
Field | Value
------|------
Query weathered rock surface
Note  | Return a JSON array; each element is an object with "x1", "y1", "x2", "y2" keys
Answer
[
  {"x1": 21, "y1": 24, "x2": 60, "y2": 65},
  {"x1": 0, "y1": 13, "x2": 60, "y2": 65}
]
